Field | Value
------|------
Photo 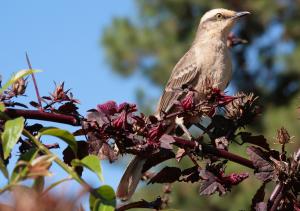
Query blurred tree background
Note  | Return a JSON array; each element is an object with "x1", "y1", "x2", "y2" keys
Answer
[{"x1": 101, "y1": 1, "x2": 300, "y2": 210}]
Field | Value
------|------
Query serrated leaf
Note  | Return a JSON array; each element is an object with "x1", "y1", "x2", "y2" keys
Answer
[
  {"x1": 246, "y1": 146, "x2": 275, "y2": 181},
  {"x1": 39, "y1": 127, "x2": 77, "y2": 155},
  {"x1": 1, "y1": 117, "x2": 24, "y2": 159},
  {"x1": 72, "y1": 155, "x2": 103, "y2": 181},
  {"x1": 89, "y1": 185, "x2": 116, "y2": 211},
  {"x1": 0, "y1": 69, "x2": 41, "y2": 94},
  {"x1": 239, "y1": 132, "x2": 270, "y2": 151},
  {"x1": 199, "y1": 170, "x2": 226, "y2": 196}
]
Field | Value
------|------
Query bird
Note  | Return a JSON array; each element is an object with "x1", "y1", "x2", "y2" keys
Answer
[{"x1": 117, "y1": 8, "x2": 250, "y2": 201}]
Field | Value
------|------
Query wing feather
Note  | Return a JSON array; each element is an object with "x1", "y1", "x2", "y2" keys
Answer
[{"x1": 156, "y1": 49, "x2": 200, "y2": 115}]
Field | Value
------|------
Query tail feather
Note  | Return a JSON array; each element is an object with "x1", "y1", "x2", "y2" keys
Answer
[{"x1": 116, "y1": 156, "x2": 146, "y2": 201}]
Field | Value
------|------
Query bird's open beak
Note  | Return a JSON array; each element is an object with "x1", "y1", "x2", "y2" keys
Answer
[{"x1": 233, "y1": 11, "x2": 251, "y2": 19}]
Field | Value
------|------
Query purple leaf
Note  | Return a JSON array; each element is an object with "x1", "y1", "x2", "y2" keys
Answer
[
  {"x1": 29, "y1": 101, "x2": 40, "y2": 108},
  {"x1": 148, "y1": 167, "x2": 181, "y2": 184},
  {"x1": 159, "y1": 134, "x2": 175, "y2": 150},
  {"x1": 255, "y1": 202, "x2": 267, "y2": 211},
  {"x1": 199, "y1": 170, "x2": 226, "y2": 196},
  {"x1": 246, "y1": 146, "x2": 275, "y2": 181},
  {"x1": 239, "y1": 132, "x2": 270, "y2": 151},
  {"x1": 86, "y1": 110, "x2": 109, "y2": 127},
  {"x1": 58, "y1": 102, "x2": 79, "y2": 115},
  {"x1": 180, "y1": 166, "x2": 201, "y2": 183},
  {"x1": 251, "y1": 182, "x2": 267, "y2": 211},
  {"x1": 62, "y1": 141, "x2": 88, "y2": 176}
]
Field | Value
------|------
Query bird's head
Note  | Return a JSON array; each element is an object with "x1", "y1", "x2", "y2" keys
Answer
[{"x1": 197, "y1": 8, "x2": 250, "y2": 41}]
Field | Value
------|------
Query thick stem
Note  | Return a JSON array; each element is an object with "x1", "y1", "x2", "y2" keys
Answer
[
  {"x1": 173, "y1": 136, "x2": 254, "y2": 169},
  {"x1": 5, "y1": 108, "x2": 80, "y2": 126}
]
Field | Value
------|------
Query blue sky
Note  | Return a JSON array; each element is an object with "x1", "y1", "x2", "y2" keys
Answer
[{"x1": 0, "y1": 0, "x2": 160, "y2": 208}]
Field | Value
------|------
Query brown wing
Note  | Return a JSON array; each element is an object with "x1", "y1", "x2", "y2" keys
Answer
[{"x1": 156, "y1": 49, "x2": 200, "y2": 116}]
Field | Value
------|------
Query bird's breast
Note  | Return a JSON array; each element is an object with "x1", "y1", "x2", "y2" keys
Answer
[{"x1": 195, "y1": 41, "x2": 232, "y2": 91}]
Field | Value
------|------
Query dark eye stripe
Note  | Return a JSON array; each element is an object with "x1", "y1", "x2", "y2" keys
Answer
[{"x1": 202, "y1": 14, "x2": 230, "y2": 24}]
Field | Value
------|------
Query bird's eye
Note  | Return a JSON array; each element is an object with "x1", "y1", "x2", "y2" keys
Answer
[{"x1": 216, "y1": 13, "x2": 223, "y2": 20}]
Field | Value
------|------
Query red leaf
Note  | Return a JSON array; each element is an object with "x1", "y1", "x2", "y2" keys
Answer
[
  {"x1": 97, "y1": 100, "x2": 118, "y2": 115},
  {"x1": 180, "y1": 91, "x2": 195, "y2": 110},
  {"x1": 222, "y1": 172, "x2": 249, "y2": 185}
]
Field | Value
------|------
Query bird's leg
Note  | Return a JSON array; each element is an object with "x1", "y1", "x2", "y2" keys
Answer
[
  {"x1": 174, "y1": 116, "x2": 201, "y2": 166},
  {"x1": 175, "y1": 116, "x2": 192, "y2": 140}
]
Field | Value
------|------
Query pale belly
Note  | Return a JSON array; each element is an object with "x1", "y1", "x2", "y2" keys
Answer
[{"x1": 195, "y1": 42, "x2": 232, "y2": 92}]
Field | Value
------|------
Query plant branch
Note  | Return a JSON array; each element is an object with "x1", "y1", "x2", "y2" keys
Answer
[
  {"x1": 269, "y1": 183, "x2": 284, "y2": 211},
  {"x1": 173, "y1": 136, "x2": 254, "y2": 169},
  {"x1": 116, "y1": 197, "x2": 162, "y2": 211},
  {"x1": 4, "y1": 108, "x2": 81, "y2": 126},
  {"x1": 26, "y1": 53, "x2": 43, "y2": 110}
]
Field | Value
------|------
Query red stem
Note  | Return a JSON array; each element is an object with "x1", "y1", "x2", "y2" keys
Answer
[
  {"x1": 173, "y1": 136, "x2": 254, "y2": 169},
  {"x1": 26, "y1": 53, "x2": 43, "y2": 110},
  {"x1": 3, "y1": 109, "x2": 254, "y2": 169},
  {"x1": 4, "y1": 108, "x2": 80, "y2": 126}
]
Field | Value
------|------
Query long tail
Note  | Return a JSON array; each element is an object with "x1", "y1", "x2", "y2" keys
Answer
[{"x1": 116, "y1": 156, "x2": 146, "y2": 201}]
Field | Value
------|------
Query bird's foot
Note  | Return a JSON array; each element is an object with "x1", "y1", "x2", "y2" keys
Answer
[{"x1": 175, "y1": 116, "x2": 192, "y2": 140}]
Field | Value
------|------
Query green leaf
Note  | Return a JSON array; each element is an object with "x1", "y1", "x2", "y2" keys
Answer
[
  {"x1": 39, "y1": 127, "x2": 77, "y2": 155},
  {"x1": 0, "y1": 69, "x2": 41, "y2": 94},
  {"x1": 89, "y1": 185, "x2": 116, "y2": 211},
  {"x1": 0, "y1": 103, "x2": 5, "y2": 112},
  {"x1": 1, "y1": 117, "x2": 24, "y2": 159},
  {"x1": 0, "y1": 158, "x2": 8, "y2": 179},
  {"x1": 72, "y1": 155, "x2": 103, "y2": 181}
]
